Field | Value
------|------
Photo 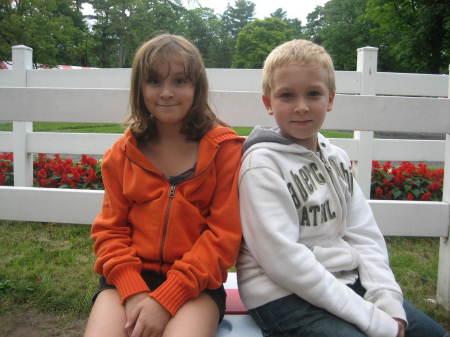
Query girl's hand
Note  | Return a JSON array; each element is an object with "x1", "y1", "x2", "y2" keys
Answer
[
  {"x1": 125, "y1": 293, "x2": 171, "y2": 337},
  {"x1": 394, "y1": 318, "x2": 406, "y2": 337}
]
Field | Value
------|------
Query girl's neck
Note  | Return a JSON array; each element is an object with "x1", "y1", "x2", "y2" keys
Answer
[{"x1": 154, "y1": 122, "x2": 186, "y2": 144}]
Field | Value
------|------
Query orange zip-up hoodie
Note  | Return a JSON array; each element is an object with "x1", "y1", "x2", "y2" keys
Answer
[{"x1": 91, "y1": 125, "x2": 244, "y2": 316}]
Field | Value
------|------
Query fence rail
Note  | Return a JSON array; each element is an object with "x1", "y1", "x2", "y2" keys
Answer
[{"x1": 0, "y1": 45, "x2": 449, "y2": 312}]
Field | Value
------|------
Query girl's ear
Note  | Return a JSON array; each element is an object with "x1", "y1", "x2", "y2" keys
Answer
[
  {"x1": 262, "y1": 95, "x2": 273, "y2": 115},
  {"x1": 327, "y1": 91, "x2": 336, "y2": 112}
]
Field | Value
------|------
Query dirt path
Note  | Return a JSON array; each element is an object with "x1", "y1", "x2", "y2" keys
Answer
[{"x1": 0, "y1": 306, "x2": 86, "y2": 337}]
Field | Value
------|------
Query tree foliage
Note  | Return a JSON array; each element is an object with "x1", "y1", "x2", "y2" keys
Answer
[
  {"x1": 366, "y1": 0, "x2": 450, "y2": 73},
  {"x1": 0, "y1": 0, "x2": 448, "y2": 73},
  {"x1": 232, "y1": 18, "x2": 294, "y2": 68},
  {"x1": 0, "y1": 0, "x2": 87, "y2": 66}
]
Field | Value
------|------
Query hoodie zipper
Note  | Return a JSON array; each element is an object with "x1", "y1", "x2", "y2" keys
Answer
[{"x1": 160, "y1": 184, "x2": 176, "y2": 269}]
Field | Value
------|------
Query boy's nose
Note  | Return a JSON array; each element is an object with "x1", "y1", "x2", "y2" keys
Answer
[{"x1": 294, "y1": 98, "x2": 309, "y2": 113}]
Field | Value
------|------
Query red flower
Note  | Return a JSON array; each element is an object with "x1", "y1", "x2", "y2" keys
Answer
[
  {"x1": 420, "y1": 192, "x2": 432, "y2": 201},
  {"x1": 375, "y1": 187, "x2": 384, "y2": 198},
  {"x1": 406, "y1": 193, "x2": 414, "y2": 200}
]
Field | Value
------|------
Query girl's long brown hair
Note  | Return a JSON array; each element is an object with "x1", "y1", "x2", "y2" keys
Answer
[{"x1": 125, "y1": 34, "x2": 225, "y2": 143}]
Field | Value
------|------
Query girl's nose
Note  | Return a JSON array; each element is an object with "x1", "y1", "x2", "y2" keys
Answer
[{"x1": 160, "y1": 84, "x2": 174, "y2": 99}]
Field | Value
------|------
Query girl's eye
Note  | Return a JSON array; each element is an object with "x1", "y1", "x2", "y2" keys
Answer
[
  {"x1": 175, "y1": 78, "x2": 188, "y2": 84},
  {"x1": 147, "y1": 78, "x2": 159, "y2": 84}
]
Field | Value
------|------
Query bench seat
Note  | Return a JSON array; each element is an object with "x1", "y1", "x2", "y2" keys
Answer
[{"x1": 217, "y1": 273, "x2": 262, "y2": 337}]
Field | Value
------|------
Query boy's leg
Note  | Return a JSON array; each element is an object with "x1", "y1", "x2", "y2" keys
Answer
[
  {"x1": 83, "y1": 289, "x2": 127, "y2": 337},
  {"x1": 403, "y1": 300, "x2": 449, "y2": 337},
  {"x1": 249, "y1": 294, "x2": 367, "y2": 337},
  {"x1": 162, "y1": 292, "x2": 220, "y2": 337}
]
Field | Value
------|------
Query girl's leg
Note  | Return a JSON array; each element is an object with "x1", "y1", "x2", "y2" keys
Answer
[
  {"x1": 404, "y1": 300, "x2": 449, "y2": 337},
  {"x1": 162, "y1": 292, "x2": 220, "y2": 337},
  {"x1": 83, "y1": 289, "x2": 127, "y2": 337}
]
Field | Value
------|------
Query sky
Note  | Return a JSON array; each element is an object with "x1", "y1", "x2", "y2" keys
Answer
[{"x1": 181, "y1": 0, "x2": 329, "y2": 24}]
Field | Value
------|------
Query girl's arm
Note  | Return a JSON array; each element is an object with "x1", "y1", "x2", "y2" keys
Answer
[
  {"x1": 238, "y1": 151, "x2": 398, "y2": 337},
  {"x1": 149, "y1": 139, "x2": 243, "y2": 316},
  {"x1": 91, "y1": 145, "x2": 150, "y2": 301}
]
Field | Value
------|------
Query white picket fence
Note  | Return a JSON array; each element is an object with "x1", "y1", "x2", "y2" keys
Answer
[{"x1": 0, "y1": 44, "x2": 449, "y2": 320}]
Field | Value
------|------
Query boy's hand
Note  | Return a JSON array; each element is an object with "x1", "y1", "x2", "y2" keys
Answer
[
  {"x1": 393, "y1": 318, "x2": 406, "y2": 337},
  {"x1": 125, "y1": 292, "x2": 171, "y2": 337}
]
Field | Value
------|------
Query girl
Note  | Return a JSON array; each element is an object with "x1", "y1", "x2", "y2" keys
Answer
[{"x1": 84, "y1": 34, "x2": 243, "y2": 337}]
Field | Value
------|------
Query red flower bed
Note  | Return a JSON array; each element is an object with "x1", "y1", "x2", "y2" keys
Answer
[
  {"x1": 371, "y1": 161, "x2": 443, "y2": 201},
  {"x1": 0, "y1": 152, "x2": 13, "y2": 186},
  {"x1": 0, "y1": 152, "x2": 103, "y2": 189},
  {"x1": 0, "y1": 153, "x2": 445, "y2": 201}
]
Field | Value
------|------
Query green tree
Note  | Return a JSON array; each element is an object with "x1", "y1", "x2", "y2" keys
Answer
[
  {"x1": 0, "y1": 0, "x2": 88, "y2": 66},
  {"x1": 366, "y1": 0, "x2": 450, "y2": 73},
  {"x1": 180, "y1": 7, "x2": 223, "y2": 67},
  {"x1": 232, "y1": 18, "x2": 294, "y2": 68},
  {"x1": 305, "y1": 0, "x2": 378, "y2": 70},
  {"x1": 222, "y1": 0, "x2": 256, "y2": 39},
  {"x1": 88, "y1": 0, "x2": 184, "y2": 67},
  {"x1": 217, "y1": 0, "x2": 256, "y2": 67},
  {"x1": 270, "y1": 8, "x2": 304, "y2": 38}
]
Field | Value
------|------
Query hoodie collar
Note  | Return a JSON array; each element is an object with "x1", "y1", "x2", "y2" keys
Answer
[{"x1": 122, "y1": 126, "x2": 242, "y2": 175}]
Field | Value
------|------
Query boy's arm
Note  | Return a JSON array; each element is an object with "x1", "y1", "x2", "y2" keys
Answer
[
  {"x1": 343, "y1": 179, "x2": 407, "y2": 322},
  {"x1": 239, "y1": 160, "x2": 399, "y2": 337}
]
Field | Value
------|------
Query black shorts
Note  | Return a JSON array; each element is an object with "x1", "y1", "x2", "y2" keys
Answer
[{"x1": 93, "y1": 269, "x2": 226, "y2": 322}]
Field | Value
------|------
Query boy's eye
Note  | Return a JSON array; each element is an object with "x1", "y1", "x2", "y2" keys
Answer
[
  {"x1": 280, "y1": 92, "x2": 293, "y2": 98},
  {"x1": 308, "y1": 91, "x2": 322, "y2": 97}
]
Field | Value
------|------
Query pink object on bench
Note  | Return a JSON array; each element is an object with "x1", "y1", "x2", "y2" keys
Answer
[{"x1": 225, "y1": 289, "x2": 248, "y2": 314}]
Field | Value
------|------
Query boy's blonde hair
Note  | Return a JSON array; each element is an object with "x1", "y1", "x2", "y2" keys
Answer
[
  {"x1": 126, "y1": 34, "x2": 224, "y2": 142},
  {"x1": 262, "y1": 39, "x2": 336, "y2": 96}
]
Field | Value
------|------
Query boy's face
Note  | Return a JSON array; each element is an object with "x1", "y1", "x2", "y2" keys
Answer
[{"x1": 263, "y1": 63, "x2": 335, "y2": 151}]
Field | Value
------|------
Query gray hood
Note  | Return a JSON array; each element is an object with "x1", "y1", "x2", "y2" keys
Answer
[{"x1": 243, "y1": 126, "x2": 294, "y2": 152}]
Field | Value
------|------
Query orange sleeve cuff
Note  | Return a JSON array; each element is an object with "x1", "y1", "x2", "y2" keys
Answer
[
  {"x1": 149, "y1": 274, "x2": 194, "y2": 316},
  {"x1": 108, "y1": 265, "x2": 150, "y2": 303}
]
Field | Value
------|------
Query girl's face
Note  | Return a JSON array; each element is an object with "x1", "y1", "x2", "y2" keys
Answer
[{"x1": 141, "y1": 56, "x2": 195, "y2": 129}]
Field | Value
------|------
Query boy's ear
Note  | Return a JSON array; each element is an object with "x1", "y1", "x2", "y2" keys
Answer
[
  {"x1": 327, "y1": 91, "x2": 336, "y2": 112},
  {"x1": 262, "y1": 95, "x2": 273, "y2": 115}
]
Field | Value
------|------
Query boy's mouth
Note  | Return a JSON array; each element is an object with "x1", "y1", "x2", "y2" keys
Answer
[{"x1": 291, "y1": 120, "x2": 312, "y2": 125}]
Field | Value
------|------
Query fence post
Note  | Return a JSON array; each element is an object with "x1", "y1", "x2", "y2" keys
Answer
[
  {"x1": 12, "y1": 45, "x2": 33, "y2": 187},
  {"x1": 354, "y1": 47, "x2": 377, "y2": 198},
  {"x1": 436, "y1": 65, "x2": 450, "y2": 310}
]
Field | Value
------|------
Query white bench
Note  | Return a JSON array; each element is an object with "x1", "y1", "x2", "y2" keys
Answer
[{"x1": 0, "y1": 46, "x2": 449, "y2": 335}]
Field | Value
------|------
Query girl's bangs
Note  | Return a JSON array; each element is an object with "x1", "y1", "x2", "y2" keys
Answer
[{"x1": 141, "y1": 45, "x2": 197, "y2": 83}]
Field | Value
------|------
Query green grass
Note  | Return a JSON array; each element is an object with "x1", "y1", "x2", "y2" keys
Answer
[
  {"x1": 1, "y1": 122, "x2": 352, "y2": 139},
  {"x1": 0, "y1": 221, "x2": 97, "y2": 319},
  {"x1": 0, "y1": 122, "x2": 126, "y2": 133},
  {"x1": 0, "y1": 221, "x2": 448, "y2": 329}
]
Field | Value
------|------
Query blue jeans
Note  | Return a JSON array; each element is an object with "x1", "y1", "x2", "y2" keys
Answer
[{"x1": 249, "y1": 279, "x2": 449, "y2": 337}]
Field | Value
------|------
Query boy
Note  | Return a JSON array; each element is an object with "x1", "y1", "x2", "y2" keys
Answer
[{"x1": 236, "y1": 39, "x2": 449, "y2": 337}]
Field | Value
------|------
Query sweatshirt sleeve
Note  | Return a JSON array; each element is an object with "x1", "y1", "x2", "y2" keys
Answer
[
  {"x1": 149, "y1": 139, "x2": 243, "y2": 315},
  {"x1": 344, "y1": 177, "x2": 407, "y2": 322},
  {"x1": 238, "y1": 152, "x2": 399, "y2": 337},
  {"x1": 91, "y1": 144, "x2": 150, "y2": 301}
]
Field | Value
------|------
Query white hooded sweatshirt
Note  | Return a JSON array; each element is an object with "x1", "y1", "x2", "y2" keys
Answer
[{"x1": 237, "y1": 127, "x2": 406, "y2": 337}]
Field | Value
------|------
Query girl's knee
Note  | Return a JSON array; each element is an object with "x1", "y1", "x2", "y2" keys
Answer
[
  {"x1": 163, "y1": 293, "x2": 219, "y2": 337},
  {"x1": 83, "y1": 289, "x2": 126, "y2": 337}
]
